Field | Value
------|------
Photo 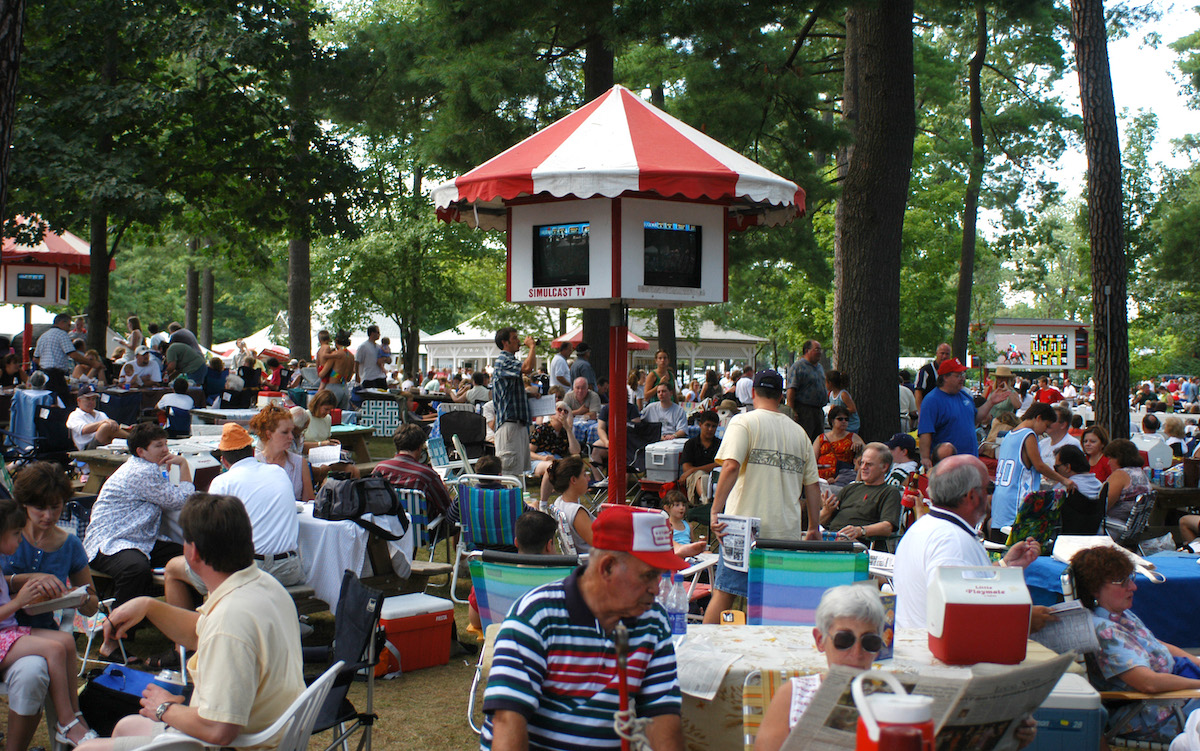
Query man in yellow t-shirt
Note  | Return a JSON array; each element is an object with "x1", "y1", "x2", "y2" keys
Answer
[
  {"x1": 93, "y1": 494, "x2": 304, "y2": 751},
  {"x1": 704, "y1": 370, "x2": 822, "y2": 624}
]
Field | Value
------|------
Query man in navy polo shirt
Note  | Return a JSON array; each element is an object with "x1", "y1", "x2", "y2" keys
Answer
[{"x1": 482, "y1": 506, "x2": 687, "y2": 751}]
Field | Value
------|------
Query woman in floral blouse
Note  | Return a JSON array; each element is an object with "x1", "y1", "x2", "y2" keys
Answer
[{"x1": 1072, "y1": 545, "x2": 1200, "y2": 741}]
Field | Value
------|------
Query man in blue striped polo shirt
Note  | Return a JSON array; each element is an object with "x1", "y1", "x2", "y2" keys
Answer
[{"x1": 482, "y1": 506, "x2": 688, "y2": 751}]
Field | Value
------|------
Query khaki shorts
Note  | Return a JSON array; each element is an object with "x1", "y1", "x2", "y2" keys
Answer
[
  {"x1": 494, "y1": 422, "x2": 531, "y2": 477},
  {"x1": 185, "y1": 552, "x2": 304, "y2": 593}
]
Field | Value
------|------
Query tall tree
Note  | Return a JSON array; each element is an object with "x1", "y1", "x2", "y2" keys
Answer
[
  {"x1": 953, "y1": 2, "x2": 987, "y2": 362},
  {"x1": 1069, "y1": 0, "x2": 1129, "y2": 439},
  {"x1": 832, "y1": 1, "x2": 915, "y2": 441},
  {"x1": 0, "y1": 0, "x2": 24, "y2": 228}
]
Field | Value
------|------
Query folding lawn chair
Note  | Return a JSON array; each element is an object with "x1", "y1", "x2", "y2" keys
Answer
[
  {"x1": 304, "y1": 571, "x2": 384, "y2": 751},
  {"x1": 747, "y1": 539, "x2": 869, "y2": 626},
  {"x1": 450, "y1": 474, "x2": 526, "y2": 604},
  {"x1": 466, "y1": 550, "x2": 580, "y2": 734}
]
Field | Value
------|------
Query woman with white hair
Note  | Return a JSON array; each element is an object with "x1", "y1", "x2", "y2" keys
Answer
[{"x1": 755, "y1": 585, "x2": 886, "y2": 751}]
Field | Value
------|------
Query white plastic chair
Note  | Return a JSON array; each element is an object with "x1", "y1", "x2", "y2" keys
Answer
[{"x1": 138, "y1": 660, "x2": 344, "y2": 751}]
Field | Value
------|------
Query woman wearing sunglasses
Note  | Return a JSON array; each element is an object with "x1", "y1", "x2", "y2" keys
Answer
[
  {"x1": 756, "y1": 585, "x2": 1037, "y2": 751},
  {"x1": 755, "y1": 585, "x2": 886, "y2": 751},
  {"x1": 1071, "y1": 545, "x2": 1200, "y2": 743},
  {"x1": 532, "y1": 401, "x2": 583, "y2": 506}
]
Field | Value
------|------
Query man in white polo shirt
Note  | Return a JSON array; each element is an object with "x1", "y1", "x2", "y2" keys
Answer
[
  {"x1": 162, "y1": 423, "x2": 303, "y2": 617},
  {"x1": 893, "y1": 455, "x2": 1044, "y2": 629},
  {"x1": 67, "y1": 384, "x2": 128, "y2": 450}
]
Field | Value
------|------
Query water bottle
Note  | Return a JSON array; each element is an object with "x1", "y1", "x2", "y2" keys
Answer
[{"x1": 666, "y1": 573, "x2": 688, "y2": 646}]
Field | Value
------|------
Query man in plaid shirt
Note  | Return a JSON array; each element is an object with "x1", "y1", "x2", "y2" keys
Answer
[{"x1": 492, "y1": 327, "x2": 538, "y2": 477}]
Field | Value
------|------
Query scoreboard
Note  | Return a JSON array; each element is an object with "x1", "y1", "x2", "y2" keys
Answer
[{"x1": 1030, "y1": 334, "x2": 1069, "y2": 367}]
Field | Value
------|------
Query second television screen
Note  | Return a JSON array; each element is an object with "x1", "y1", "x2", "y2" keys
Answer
[
  {"x1": 643, "y1": 221, "x2": 702, "y2": 288},
  {"x1": 532, "y1": 222, "x2": 590, "y2": 288}
]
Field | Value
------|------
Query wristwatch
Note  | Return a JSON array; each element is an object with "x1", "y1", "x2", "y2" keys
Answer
[{"x1": 155, "y1": 701, "x2": 173, "y2": 724}]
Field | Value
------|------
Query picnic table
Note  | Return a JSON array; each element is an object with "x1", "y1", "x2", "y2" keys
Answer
[{"x1": 69, "y1": 437, "x2": 224, "y2": 493}]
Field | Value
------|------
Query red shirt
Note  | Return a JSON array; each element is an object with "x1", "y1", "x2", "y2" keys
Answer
[
  {"x1": 1036, "y1": 387, "x2": 1063, "y2": 404},
  {"x1": 1091, "y1": 455, "x2": 1113, "y2": 483}
]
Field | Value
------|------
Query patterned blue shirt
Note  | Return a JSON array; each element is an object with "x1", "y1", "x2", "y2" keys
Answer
[
  {"x1": 787, "y1": 359, "x2": 827, "y2": 407},
  {"x1": 493, "y1": 350, "x2": 531, "y2": 426},
  {"x1": 33, "y1": 326, "x2": 76, "y2": 371},
  {"x1": 1091, "y1": 606, "x2": 1179, "y2": 740}
]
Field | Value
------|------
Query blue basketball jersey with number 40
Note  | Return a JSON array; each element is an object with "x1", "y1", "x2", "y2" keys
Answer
[{"x1": 991, "y1": 427, "x2": 1040, "y2": 529}]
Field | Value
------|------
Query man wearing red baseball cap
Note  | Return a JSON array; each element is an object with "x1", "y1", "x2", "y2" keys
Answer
[
  {"x1": 482, "y1": 505, "x2": 687, "y2": 751},
  {"x1": 916, "y1": 357, "x2": 1011, "y2": 471}
]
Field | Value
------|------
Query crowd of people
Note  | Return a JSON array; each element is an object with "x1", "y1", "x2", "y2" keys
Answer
[{"x1": 1, "y1": 322, "x2": 1199, "y2": 751}]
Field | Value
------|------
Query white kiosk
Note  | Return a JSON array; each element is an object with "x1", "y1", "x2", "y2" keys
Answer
[{"x1": 433, "y1": 85, "x2": 806, "y2": 491}]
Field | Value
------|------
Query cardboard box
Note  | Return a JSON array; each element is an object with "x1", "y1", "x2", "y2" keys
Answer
[
  {"x1": 927, "y1": 566, "x2": 1031, "y2": 665},
  {"x1": 376, "y1": 593, "x2": 454, "y2": 677},
  {"x1": 1030, "y1": 673, "x2": 1102, "y2": 751},
  {"x1": 645, "y1": 438, "x2": 688, "y2": 482}
]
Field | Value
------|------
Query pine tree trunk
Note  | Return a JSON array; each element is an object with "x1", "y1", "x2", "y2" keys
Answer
[
  {"x1": 185, "y1": 243, "x2": 199, "y2": 332},
  {"x1": 954, "y1": 2, "x2": 987, "y2": 365},
  {"x1": 832, "y1": 1, "x2": 915, "y2": 442},
  {"x1": 1070, "y1": 0, "x2": 1129, "y2": 439},
  {"x1": 200, "y1": 266, "x2": 214, "y2": 349},
  {"x1": 580, "y1": 26, "x2": 614, "y2": 384},
  {"x1": 0, "y1": 0, "x2": 26, "y2": 229},
  {"x1": 286, "y1": 2, "x2": 313, "y2": 361}
]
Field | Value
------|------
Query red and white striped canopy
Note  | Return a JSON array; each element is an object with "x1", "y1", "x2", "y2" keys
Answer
[
  {"x1": 1, "y1": 217, "x2": 113, "y2": 273},
  {"x1": 432, "y1": 85, "x2": 805, "y2": 232}
]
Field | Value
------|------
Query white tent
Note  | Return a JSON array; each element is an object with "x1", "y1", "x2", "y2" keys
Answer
[
  {"x1": 0, "y1": 304, "x2": 56, "y2": 333},
  {"x1": 421, "y1": 313, "x2": 767, "y2": 375}
]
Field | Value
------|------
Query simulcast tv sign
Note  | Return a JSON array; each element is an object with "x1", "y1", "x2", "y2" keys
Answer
[{"x1": 508, "y1": 197, "x2": 727, "y2": 309}]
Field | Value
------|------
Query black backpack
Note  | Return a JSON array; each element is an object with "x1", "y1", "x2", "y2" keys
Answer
[{"x1": 314, "y1": 476, "x2": 409, "y2": 540}]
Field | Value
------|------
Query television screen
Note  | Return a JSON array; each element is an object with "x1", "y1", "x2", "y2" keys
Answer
[
  {"x1": 643, "y1": 222, "x2": 702, "y2": 288},
  {"x1": 532, "y1": 222, "x2": 590, "y2": 288},
  {"x1": 16, "y1": 273, "x2": 46, "y2": 298}
]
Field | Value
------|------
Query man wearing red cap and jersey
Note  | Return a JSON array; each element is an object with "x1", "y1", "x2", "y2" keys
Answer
[
  {"x1": 482, "y1": 506, "x2": 686, "y2": 751},
  {"x1": 917, "y1": 358, "x2": 1013, "y2": 472}
]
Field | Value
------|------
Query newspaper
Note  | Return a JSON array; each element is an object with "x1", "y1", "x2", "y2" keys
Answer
[
  {"x1": 528, "y1": 395, "x2": 557, "y2": 418},
  {"x1": 23, "y1": 585, "x2": 90, "y2": 616},
  {"x1": 308, "y1": 444, "x2": 344, "y2": 467},
  {"x1": 716, "y1": 514, "x2": 759, "y2": 572},
  {"x1": 1030, "y1": 601, "x2": 1099, "y2": 655},
  {"x1": 781, "y1": 653, "x2": 1075, "y2": 751}
]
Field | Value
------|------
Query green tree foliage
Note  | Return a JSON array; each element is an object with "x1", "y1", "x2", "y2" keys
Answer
[{"x1": 8, "y1": 0, "x2": 356, "y2": 354}]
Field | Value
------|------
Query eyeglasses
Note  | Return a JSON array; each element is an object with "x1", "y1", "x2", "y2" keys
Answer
[
  {"x1": 833, "y1": 416, "x2": 849, "y2": 422},
  {"x1": 830, "y1": 631, "x2": 884, "y2": 653},
  {"x1": 556, "y1": 408, "x2": 569, "y2": 414},
  {"x1": 1108, "y1": 573, "x2": 1136, "y2": 587}
]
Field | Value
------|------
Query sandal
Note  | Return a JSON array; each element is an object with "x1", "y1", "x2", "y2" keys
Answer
[
  {"x1": 54, "y1": 718, "x2": 99, "y2": 748},
  {"x1": 143, "y1": 649, "x2": 181, "y2": 670}
]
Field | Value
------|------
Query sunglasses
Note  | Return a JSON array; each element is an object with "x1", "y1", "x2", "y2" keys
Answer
[
  {"x1": 833, "y1": 416, "x2": 849, "y2": 422},
  {"x1": 830, "y1": 630, "x2": 884, "y2": 653}
]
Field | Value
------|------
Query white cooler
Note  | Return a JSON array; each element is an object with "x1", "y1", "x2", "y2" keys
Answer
[
  {"x1": 1030, "y1": 673, "x2": 1102, "y2": 751},
  {"x1": 645, "y1": 438, "x2": 689, "y2": 482}
]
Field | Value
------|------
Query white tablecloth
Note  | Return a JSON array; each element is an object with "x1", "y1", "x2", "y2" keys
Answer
[{"x1": 295, "y1": 504, "x2": 414, "y2": 613}]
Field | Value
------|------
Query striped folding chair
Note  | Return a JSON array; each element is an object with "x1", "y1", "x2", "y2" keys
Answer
[
  {"x1": 747, "y1": 540, "x2": 869, "y2": 626},
  {"x1": 743, "y1": 668, "x2": 813, "y2": 751},
  {"x1": 466, "y1": 550, "x2": 580, "y2": 734},
  {"x1": 450, "y1": 475, "x2": 527, "y2": 603}
]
